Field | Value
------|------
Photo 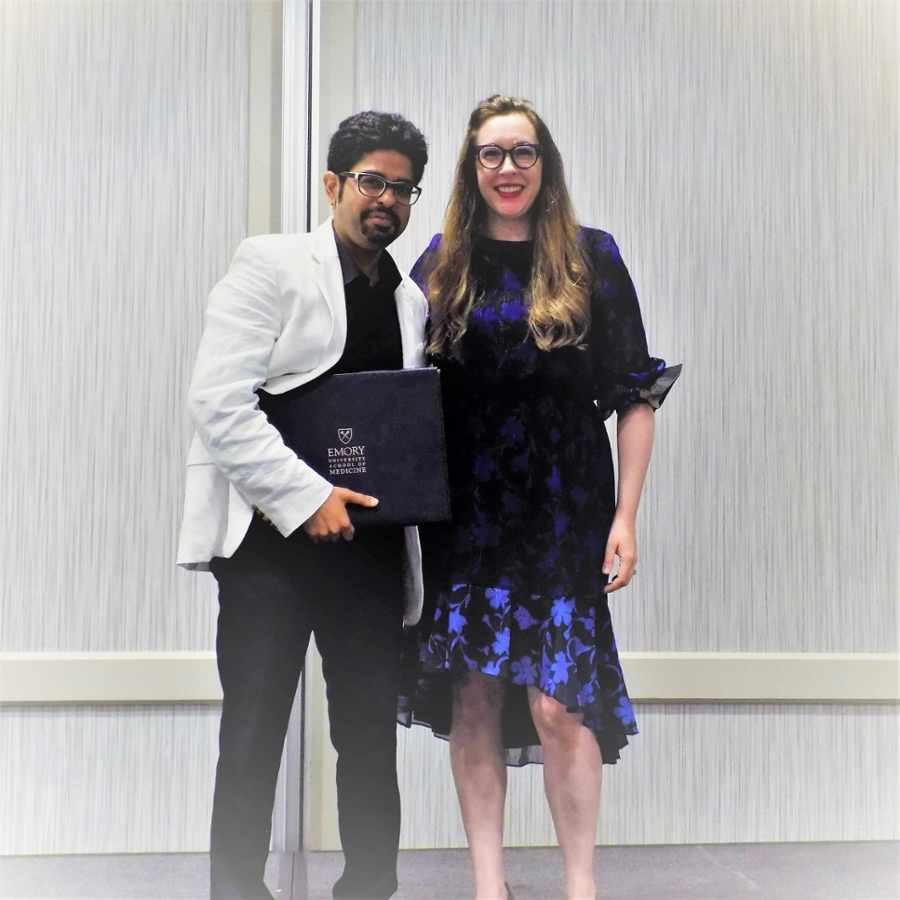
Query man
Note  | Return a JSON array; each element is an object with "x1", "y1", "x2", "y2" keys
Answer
[{"x1": 177, "y1": 112, "x2": 429, "y2": 900}]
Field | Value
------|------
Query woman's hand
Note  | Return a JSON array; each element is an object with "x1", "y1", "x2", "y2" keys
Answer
[
  {"x1": 302, "y1": 487, "x2": 378, "y2": 542},
  {"x1": 603, "y1": 402, "x2": 655, "y2": 593},
  {"x1": 602, "y1": 515, "x2": 638, "y2": 593}
]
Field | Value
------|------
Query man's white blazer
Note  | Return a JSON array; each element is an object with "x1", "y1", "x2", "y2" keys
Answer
[{"x1": 177, "y1": 219, "x2": 428, "y2": 623}]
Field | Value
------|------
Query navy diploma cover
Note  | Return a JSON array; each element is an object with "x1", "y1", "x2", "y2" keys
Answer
[{"x1": 258, "y1": 368, "x2": 451, "y2": 527}]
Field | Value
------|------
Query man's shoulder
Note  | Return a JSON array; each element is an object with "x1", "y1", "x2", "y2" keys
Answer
[{"x1": 237, "y1": 230, "x2": 322, "y2": 262}]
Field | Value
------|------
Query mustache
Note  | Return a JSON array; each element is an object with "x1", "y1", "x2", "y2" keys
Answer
[{"x1": 364, "y1": 207, "x2": 400, "y2": 228}]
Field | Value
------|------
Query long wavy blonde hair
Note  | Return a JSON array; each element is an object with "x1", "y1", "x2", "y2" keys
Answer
[{"x1": 427, "y1": 95, "x2": 590, "y2": 356}]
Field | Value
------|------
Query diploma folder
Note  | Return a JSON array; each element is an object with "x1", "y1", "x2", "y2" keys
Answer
[{"x1": 258, "y1": 368, "x2": 451, "y2": 527}]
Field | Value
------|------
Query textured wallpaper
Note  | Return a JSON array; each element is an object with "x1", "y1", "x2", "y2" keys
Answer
[
  {"x1": 355, "y1": 0, "x2": 898, "y2": 653},
  {"x1": 350, "y1": 0, "x2": 899, "y2": 848},
  {"x1": 2, "y1": 699, "x2": 896, "y2": 855},
  {"x1": 0, "y1": 703, "x2": 221, "y2": 854},
  {"x1": 0, "y1": 0, "x2": 249, "y2": 653},
  {"x1": 2, "y1": 0, "x2": 898, "y2": 855},
  {"x1": 397, "y1": 702, "x2": 900, "y2": 848},
  {"x1": 0, "y1": 0, "x2": 250, "y2": 855}
]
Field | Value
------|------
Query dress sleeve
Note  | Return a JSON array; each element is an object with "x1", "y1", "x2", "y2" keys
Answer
[
  {"x1": 582, "y1": 228, "x2": 682, "y2": 420},
  {"x1": 410, "y1": 234, "x2": 442, "y2": 299}
]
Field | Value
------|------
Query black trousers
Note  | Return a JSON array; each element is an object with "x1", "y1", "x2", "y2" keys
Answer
[{"x1": 208, "y1": 514, "x2": 406, "y2": 900}]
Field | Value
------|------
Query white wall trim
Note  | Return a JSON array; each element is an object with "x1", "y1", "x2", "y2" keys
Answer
[
  {"x1": 0, "y1": 652, "x2": 223, "y2": 703},
  {"x1": 621, "y1": 652, "x2": 900, "y2": 702},
  {"x1": 308, "y1": 0, "x2": 357, "y2": 226},
  {"x1": 247, "y1": 0, "x2": 283, "y2": 237},
  {"x1": 281, "y1": 0, "x2": 313, "y2": 234},
  {"x1": 2, "y1": 651, "x2": 897, "y2": 704}
]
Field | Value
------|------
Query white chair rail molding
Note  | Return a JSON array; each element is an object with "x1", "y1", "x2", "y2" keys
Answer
[{"x1": 1, "y1": 651, "x2": 897, "y2": 704}]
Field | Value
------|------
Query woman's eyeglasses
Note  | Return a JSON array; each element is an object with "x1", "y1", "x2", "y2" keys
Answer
[
  {"x1": 474, "y1": 143, "x2": 542, "y2": 170},
  {"x1": 340, "y1": 172, "x2": 422, "y2": 205}
]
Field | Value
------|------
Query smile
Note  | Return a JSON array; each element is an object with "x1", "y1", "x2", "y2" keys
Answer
[{"x1": 496, "y1": 185, "x2": 524, "y2": 195}]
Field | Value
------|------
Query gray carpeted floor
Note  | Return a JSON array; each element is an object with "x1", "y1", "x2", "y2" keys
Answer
[{"x1": 2, "y1": 842, "x2": 898, "y2": 899}]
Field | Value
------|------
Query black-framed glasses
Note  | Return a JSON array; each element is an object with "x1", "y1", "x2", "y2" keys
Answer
[
  {"x1": 340, "y1": 171, "x2": 422, "y2": 205},
  {"x1": 474, "y1": 143, "x2": 542, "y2": 170}
]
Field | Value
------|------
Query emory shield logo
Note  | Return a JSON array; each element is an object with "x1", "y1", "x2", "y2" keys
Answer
[{"x1": 338, "y1": 428, "x2": 353, "y2": 445}]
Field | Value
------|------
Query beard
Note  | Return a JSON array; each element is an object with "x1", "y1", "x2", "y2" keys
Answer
[{"x1": 360, "y1": 207, "x2": 401, "y2": 246}]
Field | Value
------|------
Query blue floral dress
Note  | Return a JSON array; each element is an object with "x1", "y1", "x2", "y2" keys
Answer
[{"x1": 398, "y1": 229, "x2": 680, "y2": 765}]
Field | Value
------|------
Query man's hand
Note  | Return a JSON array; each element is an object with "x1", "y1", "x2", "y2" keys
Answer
[{"x1": 302, "y1": 487, "x2": 378, "y2": 542}]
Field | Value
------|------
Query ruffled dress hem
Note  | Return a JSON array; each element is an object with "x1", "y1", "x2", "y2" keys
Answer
[{"x1": 397, "y1": 582, "x2": 638, "y2": 767}]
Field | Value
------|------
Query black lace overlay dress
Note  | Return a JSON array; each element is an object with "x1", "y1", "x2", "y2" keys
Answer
[{"x1": 398, "y1": 228, "x2": 680, "y2": 765}]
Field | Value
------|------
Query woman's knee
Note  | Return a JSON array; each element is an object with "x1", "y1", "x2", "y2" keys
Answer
[{"x1": 528, "y1": 689, "x2": 584, "y2": 746}]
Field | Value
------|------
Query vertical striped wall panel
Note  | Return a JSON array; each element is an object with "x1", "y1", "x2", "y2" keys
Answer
[
  {"x1": 355, "y1": 0, "x2": 898, "y2": 655},
  {"x1": 0, "y1": 0, "x2": 249, "y2": 854},
  {"x1": 397, "y1": 703, "x2": 900, "y2": 849},
  {"x1": 350, "y1": 0, "x2": 899, "y2": 847},
  {"x1": 3, "y1": 699, "x2": 896, "y2": 855},
  {"x1": 0, "y1": 704, "x2": 221, "y2": 855},
  {"x1": 0, "y1": 0, "x2": 247, "y2": 654},
  {"x1": 2, "y1": 0, "x2": 897, "y2": 855}
]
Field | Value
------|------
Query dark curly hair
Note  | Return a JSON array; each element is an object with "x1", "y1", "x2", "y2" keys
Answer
[{"x1": 327, "y1": 111, "x2": 428, "y2": 184}]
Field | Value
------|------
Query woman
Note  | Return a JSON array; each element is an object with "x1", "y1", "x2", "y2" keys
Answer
[{"x1": 401, "y1": 95, "x2": 680, "y2": 900}]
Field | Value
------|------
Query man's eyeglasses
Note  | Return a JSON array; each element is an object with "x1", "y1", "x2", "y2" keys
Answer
[
  {"x1": 474, "y1": 143, "x2": 542, "y2": 170},
  {"x1": 340, "y1": 172, "x2": 422, "y2": 206}
]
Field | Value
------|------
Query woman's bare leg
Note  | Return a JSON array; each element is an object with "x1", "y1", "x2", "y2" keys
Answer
[
  {"x1": 450, "y1": 671, "x2": 508, "y2": 900},
  {"x1": 527, "y1": 687, "x2": 601, "y2": 900}
]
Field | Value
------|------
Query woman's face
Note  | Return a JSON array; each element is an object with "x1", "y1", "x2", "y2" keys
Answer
[{"x1": 473, "y1": 113, "x2": 543, "y2": 240}]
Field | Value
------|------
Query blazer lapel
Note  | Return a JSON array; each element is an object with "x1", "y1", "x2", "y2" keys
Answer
[
  {"x1": 395, "y1": 279, "x2": 428, "y2": 369},
  {"x1": 310, "y1": 218, "x2": 425, "y2": 370},
  {"x1": 310, "y1": 218, "x2": 346, "y2": 349}
]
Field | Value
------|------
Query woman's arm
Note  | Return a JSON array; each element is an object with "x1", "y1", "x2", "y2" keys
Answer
[{"x1": 603, "y1": 402, "x2": 655, "y2": 593}]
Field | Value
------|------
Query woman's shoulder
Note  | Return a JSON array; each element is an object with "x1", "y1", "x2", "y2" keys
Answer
[
  {"x1": 410, "y1": 234, "x2": 444, "y2": 290},
  {"x1": 576, "y1": 225, "x2": 621, "y2": 259},
  {"x1": 421, "y1": 233, "x2": 443, "y2": 255},
  {"x1": 414, "y1": 233, "x2": 443, "y2": 265}
]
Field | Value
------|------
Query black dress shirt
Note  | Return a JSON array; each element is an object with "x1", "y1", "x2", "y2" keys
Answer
[{"x1": 330, "y1": 236, "x2": 404, "y2": 374}]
